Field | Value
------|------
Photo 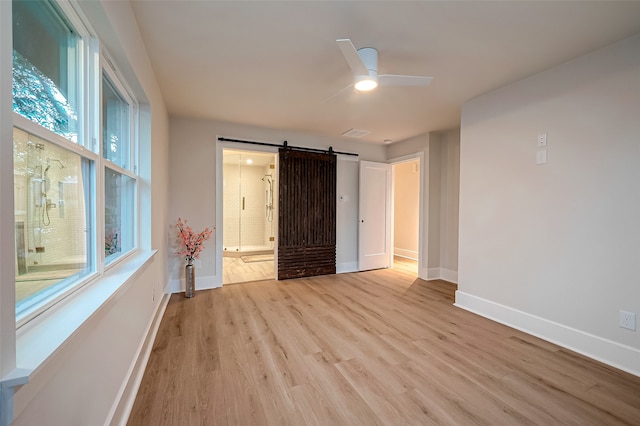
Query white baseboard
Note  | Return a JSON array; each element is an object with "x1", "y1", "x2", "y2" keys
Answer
[
  {"x1": 108, "y1": 293, "x2": 170, "y2": 425},
  {"x1": 440, "y1": 268, "x2": 458, "y2": 284},
  {"x1": 393, "y1": 248, "x2": 418, "y2": 260},
  {"x1": 337, "y1": 261, "x2": 358, "y2": 274},
  {"x1": 424, "y1": 267, "x2": 458, "y2": 283},
  {"x1": 168, "y1": 275, "x2": 220, "y2": 294},
  {"x1": 427, "y1": 267, "x2": 440, "y2": 280},
  {"x1": 455, "y1": 290, "x2": 640, "y2": 378}
]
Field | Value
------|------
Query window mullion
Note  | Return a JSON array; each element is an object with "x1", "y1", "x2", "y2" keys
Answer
[
  {"x1": 131, "y1": 105, "x2": 138, "y2": 175},
  {"x1": 96, "y1": 161, "x2": 105, "y2": 275},
  {"x1": 13, "y1": 114, "x2": 98, "y2": 162}
]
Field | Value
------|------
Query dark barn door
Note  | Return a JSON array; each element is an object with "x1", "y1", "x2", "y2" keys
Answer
[{"x1": 278, "y1": 148, "x2": 336, "y2": 279}]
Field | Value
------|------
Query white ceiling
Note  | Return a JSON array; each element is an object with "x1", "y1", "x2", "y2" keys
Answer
[{"x1": 130, "y1": 1, "x2": 640, "y2": 145}]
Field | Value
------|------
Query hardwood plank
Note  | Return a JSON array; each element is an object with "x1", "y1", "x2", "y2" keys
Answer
[
  {"x1": 128, "y1": 270, "x2": 640, "y2": 425},
  {"x1": 222, "y1": 256, "x2": 274, "y2": 285},
  {"x1": 334, "y1": 357, "x2": 416, "y2": 425},
  {"x1": 300, "y1": 352, "x2": 382, "y2": 425}
]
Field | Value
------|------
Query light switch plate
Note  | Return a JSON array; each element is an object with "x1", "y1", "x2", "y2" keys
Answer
[{"x1": 536, "y1": 149, "x2": 547, "y2": 164}]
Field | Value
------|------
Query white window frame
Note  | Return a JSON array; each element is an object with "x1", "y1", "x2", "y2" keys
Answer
[
  {"x1": 100, "y1": 50, "x2": 139, "y2": 269},
  {"x1": 12, "y1": 115, "x2": 99, "y2": 326},
  {"x1": 12, "y1": 0, "x2": 97, "y2": 326},
  {"x1": 11, "y1": 1, "x2": 140, "y2": 327}
]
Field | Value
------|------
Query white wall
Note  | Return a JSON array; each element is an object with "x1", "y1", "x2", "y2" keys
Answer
[
  {"x1": 6, "y1": 1, "x2": 170, "y2": 424},
  {"x1": 393, "y1": 160, "x2": 420, "y2": 259},
  {"x1": 438, "y1": 130, "x2": 460, "y2": 280},
  {"x1": 457, "y1": 33, "x2": 640, "y2": 376},
  {"x1": 168, "y1": 116, "x2": 386, "y2": 291},
  {"x1": 336, "y1": 157, "x2": 359, "y2": 272},
  {"x1": 427, "y1": 136, "x2": 442, "y2": 271}
]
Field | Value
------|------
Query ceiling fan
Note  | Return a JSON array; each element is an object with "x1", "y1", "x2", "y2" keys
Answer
[{"x1": 336, "y1": 39, "x2": 433, "y2": 92}]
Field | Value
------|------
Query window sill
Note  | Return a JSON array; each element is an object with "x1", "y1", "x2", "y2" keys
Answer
[{"x1": 15, "y1": 249, "x2": 157, "y2": 379}]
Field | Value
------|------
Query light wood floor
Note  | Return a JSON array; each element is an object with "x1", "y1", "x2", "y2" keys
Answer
[
  {"x1": 223, "y1": 255, "x2": 415, "y2": 286},
  {"x1": 128, "y1": 268, "x2": 640, "y2": 425},
  {"x1": 223, "y1": 255, "x2": 275, "y2": 285},
  {"x1": 392, "y1": 255, "x2": 418, "y2": 276}
]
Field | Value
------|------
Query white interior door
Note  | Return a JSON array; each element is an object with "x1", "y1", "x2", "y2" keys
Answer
[{"x1": 359, "y1": 160, "x2": 392, "y2": 271}]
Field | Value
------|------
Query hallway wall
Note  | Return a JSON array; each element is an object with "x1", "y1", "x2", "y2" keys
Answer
[{"x1": 393, "y1": 160, "x2": 420, "y2": 259}]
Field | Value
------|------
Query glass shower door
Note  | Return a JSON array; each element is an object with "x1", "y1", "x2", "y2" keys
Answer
[
  {"x1": 222, "y1": 148, "x2": 277, "y2": 284},
  {"x1": 223, "y1": 149, "x2": 276, "y2": 255}
]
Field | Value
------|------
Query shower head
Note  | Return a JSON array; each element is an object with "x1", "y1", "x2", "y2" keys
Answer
[
  {"x1": 46, "y1": 158, "x2": 65, "y2": 169},
  {"x1": 261, "y1": 174, "x2": 272, "y2": 183}
]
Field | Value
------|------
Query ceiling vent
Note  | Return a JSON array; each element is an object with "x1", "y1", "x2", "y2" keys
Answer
[{"x1": 341, "y1": 128, "x2": 369, "y2": 138}]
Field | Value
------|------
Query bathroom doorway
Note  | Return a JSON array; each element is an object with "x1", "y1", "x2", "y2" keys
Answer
[
  {"x1": 391, "y1": 157, "x2": 421, "y2": 277},
  {"x1": 222, "y1": 149, "x2": 277, "y2": 284}
]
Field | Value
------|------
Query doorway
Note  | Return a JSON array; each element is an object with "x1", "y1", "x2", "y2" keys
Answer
[
  {"x1": 357, "y1": 155, "x2": 423, "y2": 277},
  {"x1": 222, "y1": 149, "x2": 277, "y2": 284},
  {"x1": 392, "y1": 158, "x2": 421, "y2": 276}
]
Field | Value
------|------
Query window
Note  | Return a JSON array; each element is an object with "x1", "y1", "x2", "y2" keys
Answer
[
  {"x1": 104, "y1": 168, "x2": 135, "y2": 263},
  {"x1": 102, "y1": 73, "x2": 130, "y2": 169},
  {"x1": 12, "y1": 0, "x2": 138, "y2": 323},
  {"x1": 12, "y1": 0, "x2": 81, "y2": 143},
  {"x1": 102, "y1": 67, "x2": 137, "y2": 264},
  {"x1": 13, "y1": 127, "x2": 94, "y2": 319}
]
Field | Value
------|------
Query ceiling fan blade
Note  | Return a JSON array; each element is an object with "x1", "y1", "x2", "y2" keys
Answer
[
  {"x1": 336, "y1": 39, "x2": 369, "y2": 76},
  {"x1": 378, "y1": 74, "x2": 433, "y2": 87},
  {"x1": 323, "y1": 82, "x2": 356, "y2": 103}
]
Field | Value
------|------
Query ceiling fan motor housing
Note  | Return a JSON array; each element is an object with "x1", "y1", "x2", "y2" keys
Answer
[
  {"x1": 357, "y1": 47, "x2": 379, "y2": 78},
  {"x1": 336, "y1": 39, "x2": 433, "y2": 90}
]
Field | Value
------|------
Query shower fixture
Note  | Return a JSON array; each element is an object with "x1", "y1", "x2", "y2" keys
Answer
[
  {"x1": 28, "y1": 141, "x2": 45, "y2": 150},
  {"x1": 46, "y1": 158, "x2": 65, "y2": 169},
  {"x1": 34, "y1": 158, "x2": 64, "y2": 226},
  {"x1": 262, "y1": 174, "x2": 274, "y2": 222}
]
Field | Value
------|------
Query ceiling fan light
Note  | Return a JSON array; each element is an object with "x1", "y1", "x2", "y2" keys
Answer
[{"x1": 354, "y1": 78, "x2": 378, "y2": 91}]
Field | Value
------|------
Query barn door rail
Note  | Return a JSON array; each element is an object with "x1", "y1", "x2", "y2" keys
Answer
[{"x1": 217, "y1": 137, "x2": 358, "y2": 157}]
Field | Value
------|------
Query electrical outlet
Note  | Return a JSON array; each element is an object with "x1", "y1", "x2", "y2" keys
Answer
[
  {"x1": 537, "y1": 133, "x2": 548, "y2": 147},
  {"x1": 619, "y1": 310, "x2": 636, "y2": 331}
]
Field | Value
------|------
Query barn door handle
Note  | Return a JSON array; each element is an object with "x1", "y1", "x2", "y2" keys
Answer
[{"x1": 242, "y1": 197, "x2": 245, "y2": 210}]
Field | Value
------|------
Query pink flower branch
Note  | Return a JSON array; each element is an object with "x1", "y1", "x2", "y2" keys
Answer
[{"x1": 176, "y1": 217, "x2": 214, "y2": 262}]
